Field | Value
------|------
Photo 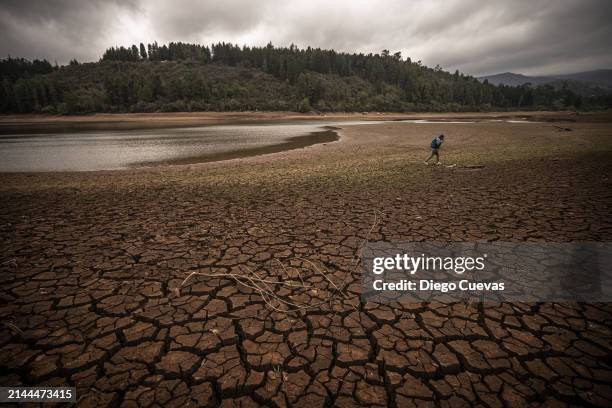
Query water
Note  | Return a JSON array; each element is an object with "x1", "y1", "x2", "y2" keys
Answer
[
  {"x1": 0, "y1": 121, "x2": 364, "y2": 172},
  {"x1": 0, "y1": 118, "x2": 537, "y2": 172},
  {"x1": 397, "y1": 119, "x2": 540, "y2": 124}
]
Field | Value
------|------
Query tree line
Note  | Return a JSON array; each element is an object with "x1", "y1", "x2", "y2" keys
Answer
[
  {"x1": 1, "y1": 42, "x2": 609, "y2": 114},
  {"x1": 0, "y1": 57, "x2": 55, "y2": 82}
]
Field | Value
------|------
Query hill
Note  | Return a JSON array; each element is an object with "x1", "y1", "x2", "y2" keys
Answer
[
  {"x1": 1, "y1": 42, "x2": 610, "y2": 114},
  {"x1": 553, "y1": 69, "x2": 612, "y2": 87},
  {"x1": 478, "y1": 70, "x2": 612, "y2": 96},
  {"x1": 478, "y1": 72, "x2": 537, "y2": 87}
]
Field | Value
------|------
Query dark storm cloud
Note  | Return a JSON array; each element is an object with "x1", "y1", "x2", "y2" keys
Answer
[
  {"x1": 0, "y1": 0, "x2": 140, "y2": 63},
  {"x1": 1, "y1": 0, "x2": 611, "y2": 75},
  {"x1": 424, "y1": 0, "x2": 612, "y2": 75}
]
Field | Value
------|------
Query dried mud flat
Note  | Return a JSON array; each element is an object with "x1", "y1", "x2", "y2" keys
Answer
[{"x1": 1, "y1": 112, "x2": 612, "y2": 407}]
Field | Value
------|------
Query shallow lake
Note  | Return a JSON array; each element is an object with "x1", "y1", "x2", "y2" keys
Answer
[{"x1": 0, "y1": 121, "x2": 366, "y2": 172}]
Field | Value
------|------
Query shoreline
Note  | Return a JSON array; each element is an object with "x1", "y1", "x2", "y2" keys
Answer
[
  {"x1": 1, "y1": 115, "x2": 610, "y2": 188},
  {"x1": 0, "y1": 110, "x2": 599, "y2": 135},
  {"x1": 133, "y1": 127, "x2": 340, "y2": 168}
]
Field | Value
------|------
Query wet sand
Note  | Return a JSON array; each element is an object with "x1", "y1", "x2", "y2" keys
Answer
[{"x1": 1, "y1": 111, "x2": 612, "y2": 406}]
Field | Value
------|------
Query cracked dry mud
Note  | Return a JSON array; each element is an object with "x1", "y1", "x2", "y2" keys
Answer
[{"x1": 1, "y1": 116, "x2": 612, "y2": 407}]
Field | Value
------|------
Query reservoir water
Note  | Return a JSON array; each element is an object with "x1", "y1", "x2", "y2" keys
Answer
[{"x1": 0, "y1": 121, "x2": 365, "y2": 172}]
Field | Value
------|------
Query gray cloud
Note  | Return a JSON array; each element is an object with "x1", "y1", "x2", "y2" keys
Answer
[
  {"x1": 0, "y1": 0, "x2": 140, "y2": 63},
  {"x1": 1, "y1": 0, "x2": 610, "y2": 76},
  {"x1": 145, "y1": 0, "x2": 274, "y2": 40}
]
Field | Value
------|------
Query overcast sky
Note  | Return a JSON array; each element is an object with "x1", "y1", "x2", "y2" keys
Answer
[{"x1": 1, "y1": 0, "x2": 611, "y2": 76}]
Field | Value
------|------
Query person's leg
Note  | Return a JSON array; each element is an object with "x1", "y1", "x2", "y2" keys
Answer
[
  {"x1": 425, "y1": 148, "x2": 437, "y2": 164},
  {"x1": 433, "y1": 150, "x2": 440, "y2": 164}
]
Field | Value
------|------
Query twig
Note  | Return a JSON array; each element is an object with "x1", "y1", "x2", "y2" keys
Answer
[{"x1": 2, "y1": 322, "x2": 24, "y2": 337}]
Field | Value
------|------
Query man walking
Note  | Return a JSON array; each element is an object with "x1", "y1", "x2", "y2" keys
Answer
[{"x1": 424, "y1": 134, "x2": 445, "y2": 165}]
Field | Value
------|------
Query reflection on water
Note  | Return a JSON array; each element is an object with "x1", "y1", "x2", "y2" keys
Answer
[{"x1": 0, "y1": 118, "x2": 537, "y2": 172}]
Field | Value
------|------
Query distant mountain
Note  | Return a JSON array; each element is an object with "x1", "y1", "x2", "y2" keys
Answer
[
  {"x1": 553, "y1": 70, "x2": 612, "y2": 88},
  {"x1": 478, "y1": 70, "x2": 612, "y2": 96},
  {"x1": 479, "y1": 72, "x2": 542, "y2": 87}
]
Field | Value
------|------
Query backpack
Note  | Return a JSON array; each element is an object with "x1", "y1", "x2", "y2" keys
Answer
[{"x1": 430, "y1": 138, "x2": 440, "y2": 149}]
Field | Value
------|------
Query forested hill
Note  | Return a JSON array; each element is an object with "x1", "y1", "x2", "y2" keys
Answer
[{"x1": 1, "y1": 42, "x2": 610, "y2": 114}]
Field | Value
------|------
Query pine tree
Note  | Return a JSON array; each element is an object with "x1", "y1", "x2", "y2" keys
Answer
[{"x1": 140, "y1": 43, "x2": 147, "y2": 60}]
